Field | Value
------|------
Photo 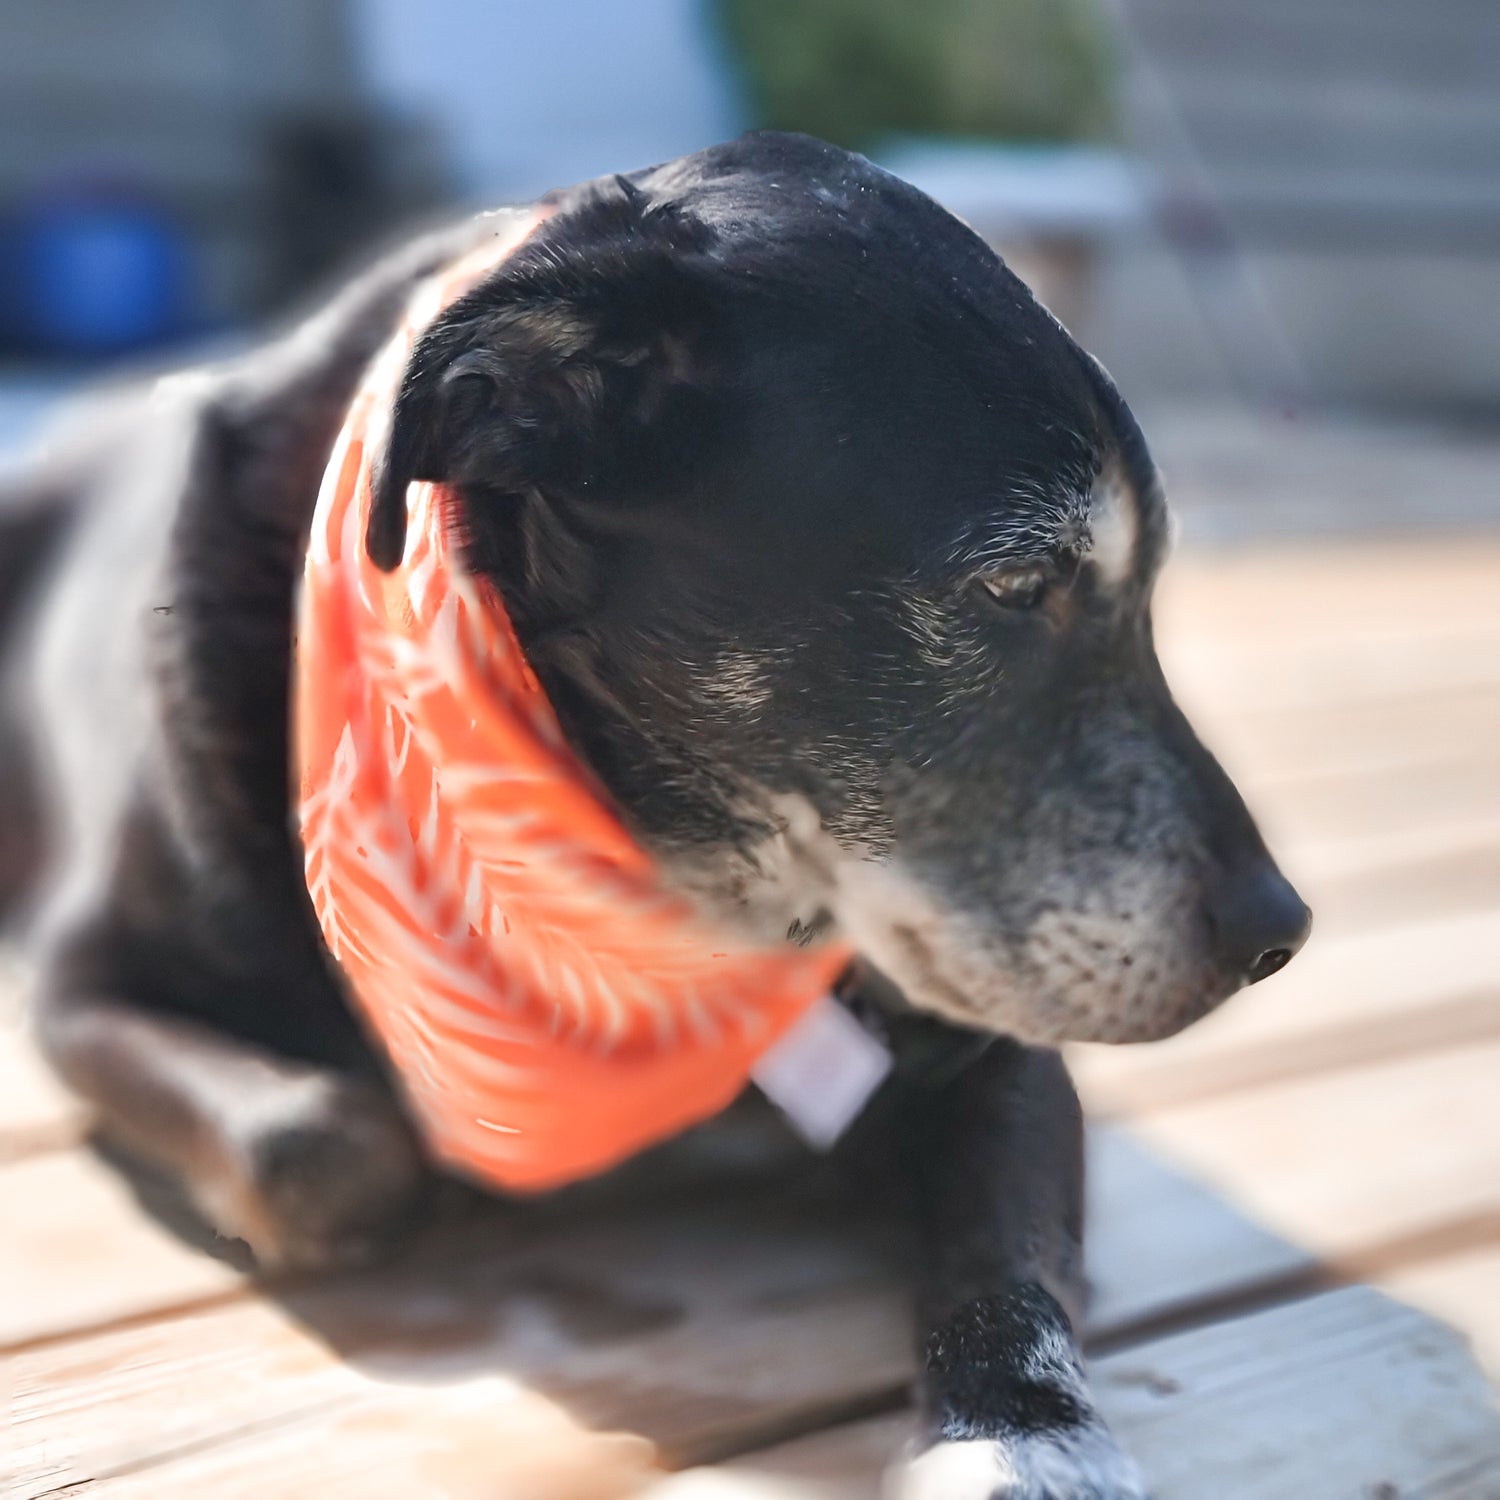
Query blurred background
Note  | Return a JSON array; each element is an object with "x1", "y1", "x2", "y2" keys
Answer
[
  {"x1": 1, "y1": 0, "x2": 1498, "y2": 514},
  {"x1": 3, "y1": 9, "x2": 1499, "y2": 1496}
]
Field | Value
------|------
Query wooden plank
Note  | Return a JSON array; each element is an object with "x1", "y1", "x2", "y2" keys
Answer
[
  {"x1": 1292, "y1": 826, "x2": 1500, "y2": 934},
  {"x1": 1153, "y1": 541, "x2": 1500, "y2": 726},
  {"x1": 1165, "y1": 621, "x2": 1500, "y2": 714},
  {"x1": 19, "y1": 1374, "x2": 666, "y2": 1500},
  {"x1": 1184, "y1": 682, "x2": 1500, "y2": 787},
  {"x1": 652, "y1": 1286, "x2": 1500, "y2": 1500},
  {"x1": 1244, "y1": 739, "x2": 1500, "y2": 819},
  {"x1": 1080, "y1": 986, "x2": 1499, "y2": 1119},
  {"x1": 1279, "y1": 810, "x2": 1500, "y2": 900},
  {"x1": 1154, "y1": 541, "x2": 1500, "y2": 642},
  {"x1": 1379, "y1": 1244, "x2": 1500, "y2": 1382},
  {"x1": 0, "y1": 1017, "x2": 91, "y2": 1161},
  {"x1": 1085, "y1": 1127, "x2": 1314, "y2": 1336},
  {"x1": 1120, "y1": 1040, "x2": 1500, "y2": 1262},
  {"x1": 1067, "y1": 907, "x2": 1500, "y2": 1113},
  {"x1": 4, "y1": 535, "x2": 1496, "y2": 1498},
  {"x1": 0, "y1": 955, "x2": 91, "y2": 1158},
  {"x1": 4, "y1": 1190, "x2": 907, "y2": 1498},
  {"x1": 2, "y1": 1131, "x2": 1316, "y2": 1494},
  {"x1": 648, "y1": 1416, "x2": 904, "y2": 1500},
  {"x1": 1193, "y1": 691, "x2": 1500, "y2": 937},
  {"x1": 6, "y1": 978, "x2": 1489, "y2": 1440},
  {"x1": 0, "y1": 1115, "x2": 1313, "y2": 1356},
  {"x1": 0, "y1": 1101, "x2": 818, "y2": 1353},
  {"x1": 1244, "y1": 753, "x2": 1500, "y2": 856},
  {"x1": 1094, "y1": 1286, "x2": 1500, "y2": 1500},
  {"x1": 5, "y1": 1289, "x2": 891, "y2": 1499},
  {"x1": 0, "y1": 1151, "x2": 245, "y2": 1350}
]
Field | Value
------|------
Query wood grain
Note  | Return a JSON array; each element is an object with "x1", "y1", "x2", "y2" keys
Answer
[
  {"x1": 1068, "y1": 907, "x2": 1500, "y2": 1113},
  {"x1": 0, "y1": 1151, "x2": 245, "y2": 1351},
  {"x1": 1, "y1": 1126, "x2": 1322, "y2": 1490},
  {"x1": 1379, "y1": 1244, "x2": 1500, "y2": 1382},
  {"x1": 652, "y1": 1286, "x2": 1500, "y2": 1500},
  {"x1": 1122, "y1": 1039, "x2": 1500, "y2": 1260},
  {"x1": 1, "y1": 535, "x2": 1496, "y2": 1496},
  {"x1": 0, "y1": 1016, "x2": 90, "y2": 1160}
]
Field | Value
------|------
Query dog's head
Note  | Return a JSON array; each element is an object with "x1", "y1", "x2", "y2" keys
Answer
[{"x1": 367, "y1": 132, "x2": 1309, "y2": 1046}]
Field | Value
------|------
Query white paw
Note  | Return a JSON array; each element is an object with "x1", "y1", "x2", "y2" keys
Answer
[
  {"x1": 890, "y1": 1427, "x2": 1148, "y2": 1500},
  {"x1": 192, "y1": 1074, "x2": 425, "y2": 1270}
]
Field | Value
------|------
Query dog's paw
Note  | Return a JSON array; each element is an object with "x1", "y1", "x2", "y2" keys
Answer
[
  {"x1": 192, "y1": 1075, "x2": 428, "y2": 1271},
  {"x1": 890, "y1": 1427, "x2": 1148, "y2": 1500},
  {"x1": 903, "y1": 1286, "x2": 1150, "y2": 1499}
]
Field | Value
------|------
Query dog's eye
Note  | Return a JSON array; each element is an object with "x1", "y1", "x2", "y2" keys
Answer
[{"x1": 977, "y1": 564, "x2": 1051, "y2": 611}]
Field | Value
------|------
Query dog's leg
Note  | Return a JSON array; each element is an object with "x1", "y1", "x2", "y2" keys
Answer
[
  {"x1": 36, "y1": 985, "x2": 426, "y2": 1270},
  {"x1": 892, "y1": 1040, "x2": 1145, "y2": 1500}
]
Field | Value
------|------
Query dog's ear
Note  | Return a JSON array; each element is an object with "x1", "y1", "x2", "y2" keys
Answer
[{"x1": 366, "y1": 180, "x2": 716, "y2": 571}]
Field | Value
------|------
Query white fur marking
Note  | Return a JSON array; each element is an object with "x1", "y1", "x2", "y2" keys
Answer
[
  {"x1": 893, "y1": 1439, "x2": 1008, "y2": 1500},
  {"x1": 894, "y1": 1428, "x2": 1147, "y2": 1500},
  {"x1": 701, "y1": 650, "x2": 774, "y2": 716},
  {"x1": 1087, "y1": 475, "x2": 1137, "y2": 586}
]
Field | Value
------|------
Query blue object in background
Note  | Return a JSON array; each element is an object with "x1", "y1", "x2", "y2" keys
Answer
[{"x1": 8, "y1": 182, "x2": 190, "y2": 355}]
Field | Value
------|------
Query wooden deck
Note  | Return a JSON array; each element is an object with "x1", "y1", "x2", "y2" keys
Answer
[{"x1": 4, "y1": 533, "x2": 1499, "y2": 1499}]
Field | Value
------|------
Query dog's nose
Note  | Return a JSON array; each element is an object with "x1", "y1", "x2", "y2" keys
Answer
[{"x1": 1207, "y1": 861, "x2": 1312, "y2": 987}]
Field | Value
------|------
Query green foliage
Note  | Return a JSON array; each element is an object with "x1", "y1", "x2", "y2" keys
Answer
[{"x1": 713, "y1": 0, "x2": 1117, "y2": 149}]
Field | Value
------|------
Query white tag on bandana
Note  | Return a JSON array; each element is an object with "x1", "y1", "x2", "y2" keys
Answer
[{"x1": 751, "y1": 995, "x2": 893, "y2": 1149}]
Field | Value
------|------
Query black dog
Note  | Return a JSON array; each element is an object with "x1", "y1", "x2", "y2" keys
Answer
[{"x1": 0, "y1": 133, "x2": 1308, "y2": 1498}]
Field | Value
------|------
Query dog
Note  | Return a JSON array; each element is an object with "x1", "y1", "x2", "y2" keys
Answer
[{"x1": 0, "y1": 133, "x2": 1309, "y2": 1499}]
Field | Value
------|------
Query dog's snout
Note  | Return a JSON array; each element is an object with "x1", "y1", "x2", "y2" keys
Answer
[{"x1": 1207, "y1": 862, "x2": 1312, "y2": 988}]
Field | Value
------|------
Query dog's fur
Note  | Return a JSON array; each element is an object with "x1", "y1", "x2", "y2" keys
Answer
[{"x1": 0, "y1": 134, "x2": 1308, "y2": 1498}]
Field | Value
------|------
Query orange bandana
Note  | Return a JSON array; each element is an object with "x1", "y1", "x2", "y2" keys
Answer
[{"x1": 295, "y1": 214, "x2": 852, "y2": 1193}]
